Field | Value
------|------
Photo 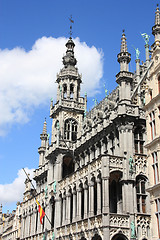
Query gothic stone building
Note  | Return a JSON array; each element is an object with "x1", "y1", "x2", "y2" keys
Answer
[{"x1": 3, "y1": 6, "x2": 160, "y2": 240}]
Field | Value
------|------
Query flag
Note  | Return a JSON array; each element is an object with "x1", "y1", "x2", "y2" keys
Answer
[{"x1": 36, "y1": 199, "x2": 45, "y2": 224}]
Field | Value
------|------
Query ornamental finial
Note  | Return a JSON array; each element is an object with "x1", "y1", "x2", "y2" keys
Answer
[{"x1": 69, "y1": 15, "x2": 74, "y2": 38}]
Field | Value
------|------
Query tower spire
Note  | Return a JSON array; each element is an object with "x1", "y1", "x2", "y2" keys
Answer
[
  {"x1": 152, "y1": 4, "x2": 160, "y2": 43},
  {"x1": 116, "y1": 30, "x2": 133, "y2": 102},
  {"x1": 120, "y1": 29, "x2": 128, "y2": 52},
  {"x1": 155, "y1": 4, "x2": 160, "y2": 25},
  {"x1": 117, "y1": 30, "x2": 131, "y2": 72},
  {"x1": 42, "y1": 118, "x2": 47, "y2": 135}
]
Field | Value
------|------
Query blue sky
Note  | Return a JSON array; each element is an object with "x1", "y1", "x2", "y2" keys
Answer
[{"x1": 0, "y1": 0, "x2": 157, "y2": 212}]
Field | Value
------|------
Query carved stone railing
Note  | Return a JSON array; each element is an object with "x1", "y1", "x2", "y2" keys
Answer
[
  {"x1": 50, "y1": 99, "x2": 84, "y2": 116},
  {"x1": 109, "y1": 156, "x2": 123, "y2": 171},
  {"x1": 110, "y1": 214, "x2": 129, "y2": 228},
  {"x1": 56, "y1": 215, "x2": 102, "y2": 239},
  {"x1": 110, "y1": 214, "x2": 130, "y2": 240},
  {"x1": 58, "y1": 157, "x2": 102, "y2": 191},
  {"x1": 136, "y1": 214, "x2": 151, "y2": 239},
  {"x1": 134, "y1": 155, "x2": 147, "y2": 175}
]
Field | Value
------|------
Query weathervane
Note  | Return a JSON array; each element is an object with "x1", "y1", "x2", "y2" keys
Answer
[{"x1": 69, "y1": 15, "x2": 74, "y2": 38}]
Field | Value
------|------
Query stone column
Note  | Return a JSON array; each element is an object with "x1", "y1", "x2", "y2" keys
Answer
[
  {"x1": 66, "y1": 193, "x2": 71, "y2": 224},
  {"x1": 89, "y1": 182, "x2": 94, "y2": 217},
  {"x1": 20, "y1": 216, "x2": 25, "y2": 239},
  {"x1": 72, "y1": 190, "x2": 77, "y2": 222},
  {"x1": 76, "y1": 188, "x2": 82, "y2": 221},
  {"x1": 84, "y1": 185, "x2": 88, "y2": 219},
  {"x1": 62, "y1": 195, "x2": 66, "y2": 225},
  {"x1": 55, "y1": 197, "x2": 61, "y2": 228},
  {"x1": 145, "y1": 44, "x2": 150, "y2": 66},
  {"x1": 48, "y1": 160, "x2": 54, "y2": 184},
  {"x1": 97, "y1": 178, "x2": 102, "y2": 215}
]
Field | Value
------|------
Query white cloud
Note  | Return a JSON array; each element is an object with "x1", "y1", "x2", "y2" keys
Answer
[
  {"x1": 0, "y1": 168, "x2": 34, "y2": 205},
  {"x1": 0, "y1": 36, "x2": 103, "y2": 135}
]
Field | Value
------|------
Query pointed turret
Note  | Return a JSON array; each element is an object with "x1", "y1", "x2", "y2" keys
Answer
[
  {"x1": 55, "y1": 37, "x2": 82, "y2": 103},
  {"x1": 38, "y1": 118, "x2": 48, "y2": 167},
  {"x1": 0, "y1": 204, "x2": 2, "y2": 221},
  {"x1": 117, "y1": 30, "x2": 131, "y2": 72},
  {"x1": 116, "y1": 31, "x2": 133, "y2": 102},
  {"x1": 152, "y1": 4, "x2": 160, "y2": 43}
]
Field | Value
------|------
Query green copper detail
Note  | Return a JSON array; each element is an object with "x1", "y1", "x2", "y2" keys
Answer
[
  {"x1": 131, "y1": 221, "x2": 136, "y2": 238},
  {"x1": 45, "y1": 186, "x2": 48, "y2": 199},
  {"x1": 129, "y1": 156, "x2": 135, "y2": 174},
  {"x1": 53, "y1": 181, "x2": 56, "y2": 194},
  {"x1": 104, "y1": 84, "x2": 108, "y2": 100},
  {"x1": 93, "y1": 98, "x2": 98, "y2": 106},
  {"x1": 52, "y1": 232, "x2": 55, "y2": 240},
  {"x1": 141, "y1": 33, "x2": 150, "y2": 44},
  {"x1": 51, "y1": 97, "x2": 53, "y2": 102}
]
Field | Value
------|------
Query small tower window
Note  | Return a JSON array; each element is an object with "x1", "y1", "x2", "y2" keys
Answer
[
  {"x1": 63, "y1": 84, "x2": 67, "y2": 99},
  {"x1": 136, "y1": 175, "x2": 147, "y2": 213},
  {"x1": 64, "y1": 118, "x2": 77, "y2": 141},
  {"x1": 134, "y1": 127, "x2": 144, "y2": 154},
  {"x1": 70, "y1": 84, "x2": 74, "y2": 99}
]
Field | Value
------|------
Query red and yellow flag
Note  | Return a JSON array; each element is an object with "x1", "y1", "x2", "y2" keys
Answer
[{"x1": 36, "y1": 199, "x2": 45, "y2": 224}]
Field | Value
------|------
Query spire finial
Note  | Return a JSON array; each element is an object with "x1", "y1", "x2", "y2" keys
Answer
[
  {"x1": 155, "y1": 4, "x2": 160, "y2": 25},
  {"x1": 42, "y1": 118, "x2": 47, "y2": 135},
  {"x1": 121, "y1": 30, "x2": 128, "y2": 52},
  {"x1": 69, "y1": 15, "x2": 74, "y2": 38}
]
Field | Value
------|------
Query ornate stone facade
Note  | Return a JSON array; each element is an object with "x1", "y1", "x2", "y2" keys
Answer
[{"x1": 2, "y1": 6, "x2": 160, "y2": 240}]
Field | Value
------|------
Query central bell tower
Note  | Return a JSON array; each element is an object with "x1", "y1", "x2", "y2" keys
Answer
[{"x1": 50, "y1": 37, "x2": 86, "y2": 145}]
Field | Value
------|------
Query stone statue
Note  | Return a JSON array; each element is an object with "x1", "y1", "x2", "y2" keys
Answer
[
  {"x1": 84, "y1": 109, "x2": 87, "y2": 118},
  {"x1": 52, "y1": 232, "x2": 55, "y2": 240},
  {"x1": 141, "y1": 33, "x2": 150, "y2": 44},
  {"x1": 47, "y1": 133, "x2": 50, "y2": 141},
  {"x1": 53, "y1": 181, "x2": 56, "y2": 194},
  {"x1": 129, "y1": 156, "x2": 135, "y2": 173},
  {"x1": 104, "y1": 84, "x2": 108, "y2": 100},
  {"x1": 45, "y1": 186, "x2": 48, "y2": 199},
  {"x1": 131, "y1": 220, "x2": 136, "y2": 238},
  {"x1": 43, "y1": 233, "x2": 46, "y2": 240},
  {"x1": 93, "y1": 98, "x2": 98, "y2": 106},
  {"x1": 135, "y1": 48, "x2": 140, "y2": 59},
  {"x1": 56, "y1": 121, "x2": 60, "y2": 131}
]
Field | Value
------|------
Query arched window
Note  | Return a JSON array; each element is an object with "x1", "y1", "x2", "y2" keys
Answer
[
  {"x1": 64, "y1": 118, "x2": 78, "y2": 141},
  {"x1": 109, "y1": 171, "x2": 122, "y2": 214},
  {"x1": 134, "y1": 127, "x2": 144, "y2": 154},
  {"x1": 62, "y1": 155, "x2": 74, "y2": 178},
  {"x1": 70, "y1": 84, "x2": 74, "y2": 99},
  {"x1": 63, "y1": 84, "x2": 67, "y2": 99},
  {"x1": 136, "y1": 175, "x2": 147, "y2": 213}
]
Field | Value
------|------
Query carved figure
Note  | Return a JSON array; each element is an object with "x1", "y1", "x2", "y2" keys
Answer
[
  {"x1": 131, "y1": 220, "x2": 136, "y2": 238},
  {"x1": 129, "y1": 156, "x2": 135, "y2": 173},
  {"x1": 141, "y1": 33, "x2": 150, "y2": 44},
  {"x1": 52, "y1": 232, "x2": 55, "y2": 240},
  {"x1": 45, "y1": 186, "x2": 48, "y2": 199},
  {"x1": 135, "y1": 48, "x2": 140, "y2": 59},
  {"x1": 93, "y1": 98, "x2": 98, "y2": 106},
  {"x1": 104, "y1": 84, "x2": 108, "y2": 100},
  {"x1": 43, "y1": 233, "x2": 46, "y2": 240},
  {"x1": 53, "y1": 181, "x2": 56, "y2": 193},
  {"x1": 56, "y1": 122, "x2": 60, "y2": 130}
]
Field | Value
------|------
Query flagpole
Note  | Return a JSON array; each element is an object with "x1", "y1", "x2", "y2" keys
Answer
[{"x1": 22, "y1": 168, "x2": 53, "y2": 228}]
